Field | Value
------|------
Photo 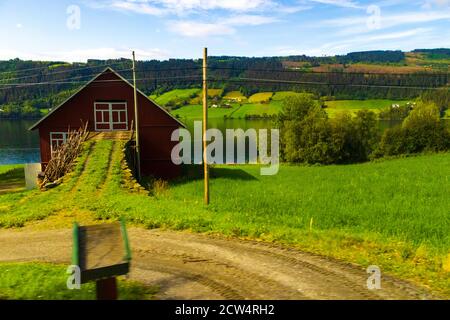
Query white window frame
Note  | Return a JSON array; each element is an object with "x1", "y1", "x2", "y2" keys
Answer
[
  {"x1": 50, "y1": 132, "x2": 68, "y2": 155},
  {"x1": 94, "y1": 102, "x2": 128, "y2": 131}
]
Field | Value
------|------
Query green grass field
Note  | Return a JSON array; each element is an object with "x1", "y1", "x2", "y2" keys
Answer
[
  {"x1": 271, "y1": 91, "x2": 301, "y2": 101},
  {"x1": 208, "y1": 88, "x2": 224, "y2": 98},
  {"x1": 172, "y1": 104, "x2": 240, "y2": 120},
  {"x1": 230, "y1": 101, "x2": 283, "y2": 118},
  {"x1": 223, "y1": 91, "x2": 247, "y2": 102},
  {"x1": 0, "y1": 262, "x2": 157, "y2": 300},
  {"x1": 0, "y1": 141, "x2": 449, "y2": 295},
  {"x1": 248, "y1": 92, "x2": 273, "y2": 103},
  {"x1": 444, "y1": 109, "x2": 450, "y2": 119},
  {"x1": 0, "y1": 164, "x2": 25, "y2": 194},
  {"x1": 0, "y1": 164, "x2": 23, "y2": 175},
  {"x1": 154, "y1": 88, "x2": 416, "y2": 120},
  {"x1": 150, "y1": 88, "x2": 201, "y2": 105},
  {"x1": 324, "y1": 99, "x2": 409, "y2": 118},
  {"x1": 172, "y1": 101, "x2": 283, "y2": 120},
  {"x1": 325, "y1": 99, "x2": 408, "y2": 110}
]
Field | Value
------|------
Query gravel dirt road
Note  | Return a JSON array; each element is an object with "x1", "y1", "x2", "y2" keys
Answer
[{"x1": 0, "y1": 226, "x2": 436, "y2": 300}]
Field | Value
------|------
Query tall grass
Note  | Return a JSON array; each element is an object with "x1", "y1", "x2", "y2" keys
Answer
[{"x1": 0, "y1": 262, "x2": 157, "y2": 300}]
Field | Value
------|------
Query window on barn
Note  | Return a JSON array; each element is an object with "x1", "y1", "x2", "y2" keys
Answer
[
  {"x1": 50, "y1": 132, "x2": 68, "y2": 154},
  {"x1": 94, "y1": 102, "x2": 128, "y2": 131}
]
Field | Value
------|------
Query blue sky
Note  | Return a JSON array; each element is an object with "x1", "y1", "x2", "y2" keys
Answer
[{"x1": 0, "y1": 0, "x2": 449, "y2": 62}]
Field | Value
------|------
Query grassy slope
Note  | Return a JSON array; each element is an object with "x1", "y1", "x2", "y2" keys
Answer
[
  {"x1": 154, "y1": 88, "x2": 419, "y2": 120},
  {"x1": 0, "y1": 164, "x2": 24, "y2": 175},
  {"x1": 0, "y1": 164, "x2": 25, "y2": 193},
  {"x1": 0, "y1": 140, "x2": 449, "y2": 294},
  {"x1": 272, "y1": 91, "x2": 301, "y2": 101},
  {"x1": 172, "y1": 104, "x2": 239, "y2": 120},
  {"x1": 151, "y1": 88, "x2": 201, "y2": 105},
  {"x1": 248, "y1": 92, "x2": 273, "y2": 103},
  {"x1": 444, "y1": 109, "x2": 450, "y2": 119},
  {"x1": 0, "y1": 262, "x2": 157, "y2": 300},
  {"x1": 324, "y1": 99, "x2": 408, "y2": 118},
  {"x1": 325, "y1": 99, "x2": 409, "y2": 109},
  {"x1": 172, "y1": 101, "x2": 283, "y2": 120},
  {"x1": 224, "y1": 91, "x2": 247, "y2": 101},
  {"x1": 171, "y1": 99, "x2": 404, "y2": 120}
]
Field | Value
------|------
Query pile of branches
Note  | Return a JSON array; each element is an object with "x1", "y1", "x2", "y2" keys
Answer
[{"x1": 40, "y1": 122, "x2": 89, "y2": 188}]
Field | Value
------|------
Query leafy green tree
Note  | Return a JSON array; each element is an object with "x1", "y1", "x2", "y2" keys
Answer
[
  {"x1": 376, "y1": 102, "x2": 450, "y2": 156},
  {"x1": 277, "y1": 93, "x2": 323, "y2": 162}
]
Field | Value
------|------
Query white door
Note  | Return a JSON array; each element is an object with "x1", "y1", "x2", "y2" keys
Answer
[{"x1": 94, "y1": 102, "x2": 128, "y2": 131}]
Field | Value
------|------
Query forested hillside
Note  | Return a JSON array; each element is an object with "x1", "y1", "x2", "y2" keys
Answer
[{"x1": 0, "y1": 49, "x2": 449, "y2": 119}]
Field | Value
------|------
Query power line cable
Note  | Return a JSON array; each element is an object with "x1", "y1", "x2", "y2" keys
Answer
[
  {"x1": 209, "y1": 66, "x2": 450, "y2": 78},
  {"x1": 0, "y1": 62, "x2": 132, "y2": 83},
  {"x1": 0, "y1": 75, "x2": 203, "y2": 90},
  {"x1": 208, "y1": 77, "x2": 449, "y2": 90}
]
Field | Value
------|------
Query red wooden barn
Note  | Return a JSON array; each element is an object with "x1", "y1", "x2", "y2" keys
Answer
[{"x1": 30, "y1": 67, "x2": 185, "y2": 179}]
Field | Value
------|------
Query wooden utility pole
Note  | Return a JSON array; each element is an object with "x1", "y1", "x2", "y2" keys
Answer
[
  {"x1": 132, "y1": 51, "x2": 141, "y2": 181},
  {"x1": 202, "y1": 48, "x2": 209, "y2": 205}
]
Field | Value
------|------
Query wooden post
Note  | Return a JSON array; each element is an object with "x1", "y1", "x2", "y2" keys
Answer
[
  {"x1": 203, "y1": 48, "x2": 209, "y2": 205},
  {"x1": 96, "y1": 277, "x2": 118, "y2": 300},
  {"x1": 132, "y1": 51, "x2": 141, "y2": 181}
]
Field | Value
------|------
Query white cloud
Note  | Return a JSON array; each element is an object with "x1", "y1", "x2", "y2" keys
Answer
[
  {"x1": 90, "y1": 0, "x2": 275, "y2": 15},
  {"x1": 270, "y1": 28, "x2": 432, "y2": 56},
  {"x1": 167, "y1": 21, "x2": 235, "y2": 37},
  {"x1": 307, "y1": 0, "x2": 362, "y2": 9},
  {"x1": 167, "y1": 13, "x2": 277, "y2": 37},
  {"x1": 322, "y1": 10, "x2": 450, "y2": 37},
  {"x1": 222, "y1": 14, "x2": 279, "y2": 26},
  {"x1": 110, "y1": 1, "x2": 166, "y2": 15},
  {"x1": 325, "y1": 10, "x2": 450, "y2": 28},
  {"x1": 422, "y1": 0, "x2": 450, "y2": 9},
  {"x1": 273, "y1": 27, "x2": 432, "y2": 56},
  {"x1": 0, "y1": 48, "x2": 169, "y2": 62}
]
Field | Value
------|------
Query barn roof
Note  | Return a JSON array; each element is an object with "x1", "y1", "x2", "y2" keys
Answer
[{"x1": 29, "y1": 67, "x2": 185, "y2": 130}]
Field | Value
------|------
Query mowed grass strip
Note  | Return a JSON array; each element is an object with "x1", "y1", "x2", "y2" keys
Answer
[{"x1": 0, "y1": 262, "x2": 157, "y2": 300}]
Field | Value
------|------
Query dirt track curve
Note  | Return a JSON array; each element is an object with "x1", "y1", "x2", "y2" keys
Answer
[{"x1": 0, "y1": 226, "x2": 436, "y2": 300}]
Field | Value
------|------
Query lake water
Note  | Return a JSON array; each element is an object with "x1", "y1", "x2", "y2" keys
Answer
[
  {"x1": 0, "y1": 118, "x2": 446, "y2": 165},
  {"x1": 0, "y1": 120, "x2": 40, "y2": 165}
]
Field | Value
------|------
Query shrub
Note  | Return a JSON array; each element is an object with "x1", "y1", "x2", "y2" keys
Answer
[{"x1": 375, "y1": 102, "x2": 450, "y2": 157}]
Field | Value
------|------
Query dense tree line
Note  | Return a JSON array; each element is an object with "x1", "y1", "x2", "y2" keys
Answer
[
  {"x1": 0, "y1": 51, "x2": 448, "y2": 118},
  {"x1": 279, "y1": 50, "x2": 404, "y2": 64}
]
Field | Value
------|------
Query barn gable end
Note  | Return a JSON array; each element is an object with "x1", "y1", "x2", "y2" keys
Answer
[{"x1": 30, "y1": 67, "x2": 185, "y2": 179}]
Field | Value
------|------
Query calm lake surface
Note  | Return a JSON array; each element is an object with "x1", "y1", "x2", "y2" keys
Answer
[
  {"x1": 1, "y1": 118, "x2": 446, "y2": 165},
  {"x1": 0, "y1": 120, "x2": 40, "y2": 165}
]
